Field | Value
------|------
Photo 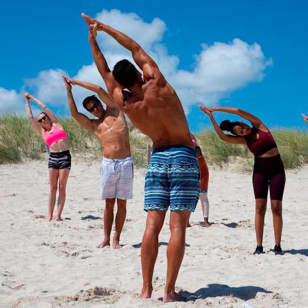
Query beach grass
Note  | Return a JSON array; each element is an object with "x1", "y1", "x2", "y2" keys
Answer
[{"x1": 1, "y1": 114, "x2": 307, "y2": 169}]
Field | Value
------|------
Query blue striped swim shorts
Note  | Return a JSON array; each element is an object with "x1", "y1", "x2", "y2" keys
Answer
[{"x1": 144, "y1": 146, "x2": 200, "y2": 212}]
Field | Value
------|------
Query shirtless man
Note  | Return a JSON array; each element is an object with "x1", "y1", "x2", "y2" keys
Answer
[
  {"x1": 82, "y1": 14, "x2": 200, "y2": 303},
  {"x1": 62, "y1": 75, "x2": 133, "y2": 249}
]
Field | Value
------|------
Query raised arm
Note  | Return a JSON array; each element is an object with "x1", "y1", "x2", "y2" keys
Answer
[
  {"x1": 63, "y1": 75, "x2": 116, "y2": 108},
  {"x1": 302, "y1": 114, "x2": 308, "y2": 126},
  {"x1": 200, "y1": 106, "x2": 246, "y2": 145},
  {"x1": 82, "y1": 14, "x2": 165, "y2": 85},
  {"x1": 210, "y1": 107, "x2": 263, "y2": 128},
  {"x1": 62, "y1": 76, "x2": 95, "y2": 132},
  {"x1": 24, "y1": 93, "x2": 42, "y2": 136},
  {"x1": 26, "y1": 93, "x2": 58, "y2": 124}
]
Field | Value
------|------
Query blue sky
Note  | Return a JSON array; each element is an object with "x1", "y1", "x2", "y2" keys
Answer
[{"x1": 0, "y1": 0, "x2": 307, "y2": 132}]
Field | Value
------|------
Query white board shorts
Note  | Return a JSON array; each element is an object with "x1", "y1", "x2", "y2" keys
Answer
[{"x1": 100, "y1": 156, "x2": 134, "y2": 200}]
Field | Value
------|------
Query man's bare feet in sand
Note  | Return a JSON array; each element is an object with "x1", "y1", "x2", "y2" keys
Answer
[
  {"x1": 55, "y1": 217, "x2": 63, "y2": 221},
  {"x1": 163, "y1": 291, "x2": 185, "y2": 303},
  {"x1": 97, "y1": 239, "x2": 110, "y2": 248},
  {"x1": 48, "y1": 216, "x2": 52, "y2": 222},
  {"x1": 112, "y1": 239, "x2": 121, "y2": 249},
  {"x1": 139, "y1": 286, "x2": 152, "y2": 299}
]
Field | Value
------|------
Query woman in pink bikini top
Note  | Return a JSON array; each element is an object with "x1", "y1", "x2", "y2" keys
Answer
[{"x1": 24, "y1": 92, "x2": 71, "y2": 222}]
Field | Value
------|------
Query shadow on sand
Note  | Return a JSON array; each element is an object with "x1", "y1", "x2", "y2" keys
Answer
[
  {"x1": 283, "y1": 249, "x2": 308, "y2": 256},
  {"x1": 179, "y1": 283, "x2": 272, "y2": 302},
  {"x1": 222, "y1": 222, "x2": 239, "y2": 228},
  {"x1": 81, "y1": 215, "x2": 101, "y2": 220}
]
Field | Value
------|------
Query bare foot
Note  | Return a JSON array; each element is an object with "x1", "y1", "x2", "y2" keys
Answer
[
  {"x1": 139, "y1": 286, "x2": 152, "y2": 299},
  {"x1": 97, "y1": 240, "x2": 110, "y2": 248},
  {"x1": 47, "y1": 216, "x2": 52, "y2": 222},
  {"x1": 163, "y1": 292, "x2": 184, "y2": 303},
  {"x1": 201, "y1": 218, "x2": 211, "y2": 227},
  {"x1": 112, "y1": 240, "x2": 121, "y2": 249},
  {"x1": 55, "y1": 217, "x2": 63, "y2": 221}
]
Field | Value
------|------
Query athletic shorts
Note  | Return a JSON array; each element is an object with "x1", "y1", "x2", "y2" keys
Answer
[
  {"x1": 100, "y1": 157, "x2": 133, "y2": 200},
  {"x1": 252, "y1": 154, "x2": 286, "y2": 201},
  {"x1": 48, "y1": 150, "x2": 71, "y2": 169},
  {"x1": 144, "y1": 146, "x2": 200, "y2": 212}
]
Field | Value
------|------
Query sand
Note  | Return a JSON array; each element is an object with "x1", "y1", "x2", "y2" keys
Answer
[{"x1": 1, "y1": 159, "x2": 308, "y2": 308}]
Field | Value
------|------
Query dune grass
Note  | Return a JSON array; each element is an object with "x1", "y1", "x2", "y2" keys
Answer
[{"x1": 1, "y1": 114, "x2": 307, "y2": 169}]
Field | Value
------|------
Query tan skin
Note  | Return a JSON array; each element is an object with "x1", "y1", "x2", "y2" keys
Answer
[
  {"x1": 62, "y1": 76, "x2": 130, "y2": 249},
  {"x1": 302, "y1": 113, "x2": 308, "y2": 126},
  {"x1": 200, "y1": 106, "x2": 283, "y2": 249},
  {"x1": 82, "y1": 14, "x2": 193, "y2": 302},
  {"x1": 24, "y1": 92, "x2": 70, "y2": 221}
]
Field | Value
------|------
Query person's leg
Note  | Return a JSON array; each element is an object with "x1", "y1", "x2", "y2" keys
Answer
[
  {"x1": 200, "y1": 192, "x2": 210, "y2": 227},
  {"x1": 98, "y1": 198, "x2": 116, "y2": 248},
  {"x1": 270, "y1": 200, "x2": 283, "y2": 246},
  {"x1": 48, "y1": 168, "x2": 59, "y2": 221},
  {"x1": 55, "y1": 168, "x2": 70, "y2": 221},
  {"x1": 255, "y1": 198, "x2": 267, "y2": 247},
  {"x1": 164, "y1": 210, "x2": 190, "y2": 303},
  {"x1": 198, "y1": 153, "x2": 210, "y2": 226},
  {"x1": 113, "y1": 198, "x2": 127, "y2": 249},
  {"x1": 140, "y1": 210, "x2": 166, "y2": 299},
  {"x1": 269, "y1": 168, "x2": 285, "y2": 250},
  {"x1": 252, "y1": 168, "x2": 268, "y2": 253}
]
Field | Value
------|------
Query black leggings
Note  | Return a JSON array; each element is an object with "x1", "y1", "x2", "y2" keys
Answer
[{"x1": 252, "y1": 155, "x2": 285, "y2": 201}]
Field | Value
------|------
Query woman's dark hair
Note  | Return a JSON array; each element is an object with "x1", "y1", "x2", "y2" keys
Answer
[
  {"x1": 82, "y1": 95, "x2": 100, "y2": 110},
  {"x1": 220, "y1": 120, "x2": 241, "y2": 135},
  {"x1": 112, "y1": 59, "x2": 139, "y2": 88}
]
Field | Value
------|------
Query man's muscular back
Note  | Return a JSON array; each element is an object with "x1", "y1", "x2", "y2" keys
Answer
[{"x1": 122, "y1": 79, "x2": 192, "y2": 149}]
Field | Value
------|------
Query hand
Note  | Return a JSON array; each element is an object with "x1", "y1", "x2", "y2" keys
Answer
[
  {"x1": 89, "y1": 23, "x2": 98, "y2": 39},
  {"x1": 23, "y1": 92, "x2": 31, "y2": 101},
  {"x1": 199, "y1": 105, "x2": 213, "y2": 117},
  {"x1": 302, "y1": 113, "x2": 308, "y2": 120},
  {"x1": 62, "y1": 75, "x2": 72, "y2": 90}
]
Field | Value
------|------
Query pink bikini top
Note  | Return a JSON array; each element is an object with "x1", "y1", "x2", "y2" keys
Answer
[{"x1": 44, "y1": 125, "x2": 67, "y2": 147}]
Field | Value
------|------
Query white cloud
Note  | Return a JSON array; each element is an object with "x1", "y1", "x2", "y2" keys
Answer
[
  {"x1": 1, "y1": 9, "x2": 271, "y2": 116},
  {"x1": 0, "y1": 88, "x2": 24, "y2": 114}
]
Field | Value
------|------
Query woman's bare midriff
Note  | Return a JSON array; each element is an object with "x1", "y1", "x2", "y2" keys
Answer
[
  {"x1": 258, "y1": 147, "x2": 280, "y2": 158},
  {"x1": 49, "y1": 139, "x2": 69, "y2": 153}
]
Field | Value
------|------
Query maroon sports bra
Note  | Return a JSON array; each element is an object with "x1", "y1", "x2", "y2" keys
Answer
[{"x1": 245, "y1": 128, "x2": 277, "y2": 156}]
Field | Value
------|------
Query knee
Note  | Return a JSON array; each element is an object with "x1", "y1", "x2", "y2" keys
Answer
[
  {"x1": 255, "y1": 203, "x2": 266, "y2": 216},
  {"x1": 50, "y1": 184, "x2": 57, "y2": 194},
  {"x1": 105, "y1": 199, "x2": 116, "y2": 210},
  {"x1": 58, "y1": 183, "x2": 66, "y2": 193},
  {"x1": 271, "y1": 202, "x2": 282, "y2": 216}
]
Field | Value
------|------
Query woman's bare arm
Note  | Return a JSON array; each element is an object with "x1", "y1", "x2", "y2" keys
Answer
[
  {"x1": 24, "y1": 93, "x2": 43, "y2": 136},
  {"x1": 200, "y1": 106, "x2": 246, "y2": 145},
  {"x1": 26, "y1": 93, "x2": 59, "y2": 124},
  {"x1": 210, "y1": 107, "x2": 263, "y2": 128}
]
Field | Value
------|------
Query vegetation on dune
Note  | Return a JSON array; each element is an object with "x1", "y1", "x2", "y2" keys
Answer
[{"x1": 1, "y1": 115, "x2": 308, "y2": 170}]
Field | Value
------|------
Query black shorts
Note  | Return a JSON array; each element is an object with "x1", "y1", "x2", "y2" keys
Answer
[
  {"x1": 48, "y1": 150, "x2": 71, "y2": 169},
  {"x1": 252, "y1": 155, "x2": 285, "y2": 201}
]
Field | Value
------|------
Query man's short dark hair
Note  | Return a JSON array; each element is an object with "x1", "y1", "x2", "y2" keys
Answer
[
  {"x1": 112, "y1": 59, "x2": 139, "y2": 88},
  {"x1": 82, "y1": 95, "x2": 100, "y2": 111}
]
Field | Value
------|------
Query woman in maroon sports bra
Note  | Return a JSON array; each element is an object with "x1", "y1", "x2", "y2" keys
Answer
[{"x1": 200, "y1": 106, "x2": 285, "y2": 255}]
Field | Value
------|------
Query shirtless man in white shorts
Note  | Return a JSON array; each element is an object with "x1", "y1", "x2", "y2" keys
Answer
[{"x1": 63, "y1": 75, "x2": 133, "y2": 249}]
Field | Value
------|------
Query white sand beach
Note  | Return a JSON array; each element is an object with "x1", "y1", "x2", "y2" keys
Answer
[{"x1": 1, "y1": 159, "x2": 308, "y2": 307}]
